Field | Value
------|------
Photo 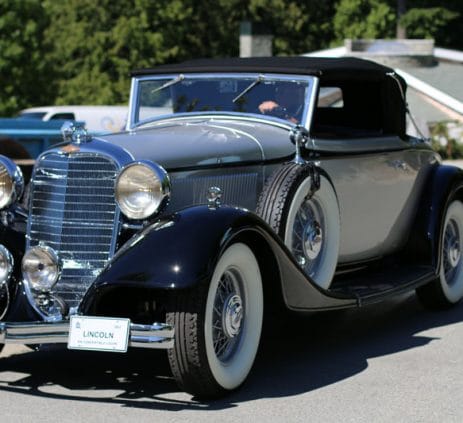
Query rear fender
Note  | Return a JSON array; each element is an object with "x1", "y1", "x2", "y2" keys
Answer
[{"x1": 405, "y1": 164, "x2": 463, "y2": 270}]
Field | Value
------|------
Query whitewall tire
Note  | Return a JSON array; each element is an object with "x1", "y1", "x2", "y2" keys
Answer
[
  {"x1": 417, "y1": 199, "x2": 463, "y2": 309},
  {"x1": 167, "y1": 242, "x2": 263, "y2": 398}
]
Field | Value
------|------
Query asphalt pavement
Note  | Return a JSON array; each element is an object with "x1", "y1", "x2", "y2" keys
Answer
[
  {"x1": 1, "y1": 159, "x2": 462, "y2": 422},
  {"x1": 1, "y1": 293, "x2": 463, "y2": 422}
]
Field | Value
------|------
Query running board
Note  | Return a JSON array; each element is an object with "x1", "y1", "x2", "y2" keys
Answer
[{"x1": 330, "y1": 264, "x2": 436, "y2": 306}]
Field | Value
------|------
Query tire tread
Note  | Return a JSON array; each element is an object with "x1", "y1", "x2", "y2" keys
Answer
[{"x1": 256, "y1": 162, "x2": 317, "y2": 237}]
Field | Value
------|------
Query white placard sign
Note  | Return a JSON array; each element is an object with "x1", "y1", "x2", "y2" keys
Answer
[{"x1": 68, "y1": 316, "x2": 130, "y2": 353}]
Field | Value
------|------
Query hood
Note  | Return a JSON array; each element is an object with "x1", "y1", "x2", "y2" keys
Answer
[{"x1": 98, "y1": 118, "x2": 294, "y2": 170}]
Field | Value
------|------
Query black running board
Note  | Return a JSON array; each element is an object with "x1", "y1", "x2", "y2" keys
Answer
[{"x1": 330, "y1": 264, "x2": 436, "y2": 306}]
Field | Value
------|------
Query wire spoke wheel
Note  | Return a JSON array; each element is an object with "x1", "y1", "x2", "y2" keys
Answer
[
  {"x1": 442, "y1": 218, "x2": 461, "y2": 285},
  {"x1": 212, "y1": 269, "x2": 244, "y2": 362},
  {"x1": 417, "y1": 199, "x2": 463, "y2": 309},
  {"x1": 291, "y1": 196, "x2": 325, "y2": 278},
  {"x1": 167, "y1": 242, "x2": 263, "y2": 398},
  {"x1": 283, "y1": 174, "x2": 340, "y2": 289}
]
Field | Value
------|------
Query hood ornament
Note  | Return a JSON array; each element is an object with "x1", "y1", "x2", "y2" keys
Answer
[{"x1": 61, "y1": 121, "x2": 92, "y2": 144}]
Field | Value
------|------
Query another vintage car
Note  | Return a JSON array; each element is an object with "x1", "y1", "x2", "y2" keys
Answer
[{"x1": 0, "y1": 57, "x2": 462, "y2": 398}]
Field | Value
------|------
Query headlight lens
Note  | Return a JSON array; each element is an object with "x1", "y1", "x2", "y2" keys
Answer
[
  {"x1": 22, "y1": 246, "x2": 60, "y2": 291},
  {"x1": 0, "y1": 156, "x2": 24, "y2": 209},
  {"x1": 115, "y1": 162, "x2": 170, "y2": 220},
  {"x1": 0, "y1": 244, "x2": 13, "y2": 284}
]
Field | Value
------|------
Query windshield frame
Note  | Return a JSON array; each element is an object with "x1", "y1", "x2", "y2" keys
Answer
[{"x1": 126, "y1": 72, "x2": 318, "y2": 131}]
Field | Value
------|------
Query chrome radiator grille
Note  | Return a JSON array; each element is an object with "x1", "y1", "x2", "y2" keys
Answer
[{"x1": 28, "y1": 153, "x2": 120, "y2": 309}]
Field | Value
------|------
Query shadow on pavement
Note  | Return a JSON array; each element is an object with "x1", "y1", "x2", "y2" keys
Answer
[{"x1": 0, "y1": 292, "x2": 462, "y2": 410}]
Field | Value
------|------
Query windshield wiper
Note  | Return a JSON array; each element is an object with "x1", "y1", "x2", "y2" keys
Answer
[
  {"x1": 232, "y1": 74, "x2": 265, "y2": 103},
  {"x1": 151, "y1": 74, "x2": 185, "y2": 94}
]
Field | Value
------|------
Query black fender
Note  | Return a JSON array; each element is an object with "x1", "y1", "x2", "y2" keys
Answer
[
  {"x1": 405, "y1": 163, "x2": 463, "y2": 271},
  {"x1": 80, "y1": 205, "x2": 357, "y2": 314}
]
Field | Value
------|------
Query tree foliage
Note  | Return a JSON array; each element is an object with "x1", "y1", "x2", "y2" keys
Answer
[
  {"x1": 40, "y1": 0, "x2": 337, "y2": 107},
  {"x1": 0, "y1": 0, "x2": 462, "y2": 115},
  {"x1": 333, "y1": 0, "x2": 396, "y2": 42},
  {"x1": 0, "y1": 0, "x2": 55, "y2": 115},
  {"x1": 400, "y1": 7, "x2": 460, "y2": 43}
]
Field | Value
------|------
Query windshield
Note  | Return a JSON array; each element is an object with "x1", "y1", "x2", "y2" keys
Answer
[
  {"x1": 17, "y1": 112, "x2": 47, "y2": 120},
  {"x1": 132, "y1": 74, "x2": 311, "y2": 127}
]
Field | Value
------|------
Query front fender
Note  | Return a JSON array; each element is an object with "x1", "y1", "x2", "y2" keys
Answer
[
  {"x1": 79, "y1": 206, "x2": 255, "y2": 313},
  {"x1": 80, "y1": 205, "x2": 356, "y2": 314}
]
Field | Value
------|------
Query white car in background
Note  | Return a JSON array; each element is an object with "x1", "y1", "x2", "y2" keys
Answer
[{"x1": 18, "y1": 105, "x2": 129, "y2": 133}]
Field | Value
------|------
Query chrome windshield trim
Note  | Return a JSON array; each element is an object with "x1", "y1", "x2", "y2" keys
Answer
[
  {"x1": 128, "y1": 72, "x2": 317, "y2": 131},
  {"x1": 132, "y1": 111, "x2": 294, "y2": 132}
]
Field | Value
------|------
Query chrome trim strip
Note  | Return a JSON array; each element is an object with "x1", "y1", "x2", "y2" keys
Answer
[
  {"x1": 305, "y1": 76, "x2": 319, "y2": 134},
  {"x1": 0, "y1": 320, "x2": 174, "y2": 349},
  {"x1": 206, "y1": 123, "x2": 266, "y2": 161},
  {"x1": 137, "y1": 112, "x2": 294, "y2": 132}
]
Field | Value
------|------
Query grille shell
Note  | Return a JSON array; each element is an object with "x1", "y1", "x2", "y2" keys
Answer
[{"x1": 27, "y1": 152, "x2": 120, "y2": 311}]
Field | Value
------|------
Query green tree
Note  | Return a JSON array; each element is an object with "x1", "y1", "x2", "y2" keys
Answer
[
  {"x1": 3, "y1": 0, "x2": 461, "y2": 114},
  {"x1": 333, "y1": 0, "x2": 463, "y2": 49},
  {"x1": 244, "y1": 0, "x2": 336, "y2": 55},
  {"x1": 42, "y1": 0, "x2": 336, "y2": 106},
  {"x1": 393, "y1": 1, "x2": 463, "y2": 49},
  {"x1": 0, "y1": 0, "x2": 55, "y2": 116},
  {"x1": 333, "y1": 0, "x2": 396, "y2": 42}
]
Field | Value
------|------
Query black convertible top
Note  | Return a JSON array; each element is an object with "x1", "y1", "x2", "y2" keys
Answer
[
  {"x1": 132, "y1": 56, "x2": 401, "y2": 83},
  {"x1": 132, "y1": 57, "x2": 408, "y2": 138}
]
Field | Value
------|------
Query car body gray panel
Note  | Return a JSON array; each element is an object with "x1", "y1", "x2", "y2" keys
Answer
[{"x1": 318, "y1": 148, "x2": 438, "y2": 262}]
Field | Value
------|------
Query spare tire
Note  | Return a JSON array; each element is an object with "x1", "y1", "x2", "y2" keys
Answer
[{"x1": 256, "y1": 162, "x2": 340, "y2": 289}]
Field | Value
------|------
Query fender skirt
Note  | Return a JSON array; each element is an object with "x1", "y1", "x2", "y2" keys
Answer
[{"x1": 80, "y1": 205, "x2": 357, "y2": 314}]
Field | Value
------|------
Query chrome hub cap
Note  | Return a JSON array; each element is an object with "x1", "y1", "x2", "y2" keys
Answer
[
  {"x1": 303, "y1": 220, "x2": 323, "y2": 260},
  {"x1": 212, "y1": 269, "x2": 244, "y2": 362},
  {"x1": 443, "y1": 219, "x2": 461, "y2": 283},
  {"x1": 449, "y1": 242, "x2": 461, "y2": 267},
  {"x1": 222, "y1": 294, "x2": 243, "y2": 338},
  {"x1": 292, "y1": 197, "x2": 325, "y2": 276}
]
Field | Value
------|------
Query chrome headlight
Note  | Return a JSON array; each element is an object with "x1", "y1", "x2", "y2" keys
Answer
[
  {"x1": 0, "y1": 244, "x2": 13, "y2": 284},
  {"x1": 22, "y1": 246, "x2": 60, "y2": 291},
  {"x1": 115, "y1": 161, "x2": 170, "y2": 220},
  {"x1": 0, "y1": 155, "x2": 24, "y2": 209}
]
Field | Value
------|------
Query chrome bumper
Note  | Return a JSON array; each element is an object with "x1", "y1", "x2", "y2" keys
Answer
[{"x1": 0, "y1": 320, "x2": 174, "y2": 349}]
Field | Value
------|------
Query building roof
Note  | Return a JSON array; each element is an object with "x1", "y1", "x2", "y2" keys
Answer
[
  {"x1": 403, "y1": 62, "x2": 463, "y2": 104},
  {"x1": 304, "y1": 44, "x2": 463, "y2": 125}
]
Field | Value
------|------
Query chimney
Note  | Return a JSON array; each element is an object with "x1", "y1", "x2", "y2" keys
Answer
[{"x1": 239, "y1": 21, "x2": 273, "y2": 57}]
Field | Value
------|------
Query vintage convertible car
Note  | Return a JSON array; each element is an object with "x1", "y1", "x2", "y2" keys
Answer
[{"x1": 0, "y1": 57, "x2": 462, "y2": 398}]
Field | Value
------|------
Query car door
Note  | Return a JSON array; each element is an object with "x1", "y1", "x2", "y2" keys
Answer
[{"x1": 315, "y1": 136, "x2": 437, "y2": 263}]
